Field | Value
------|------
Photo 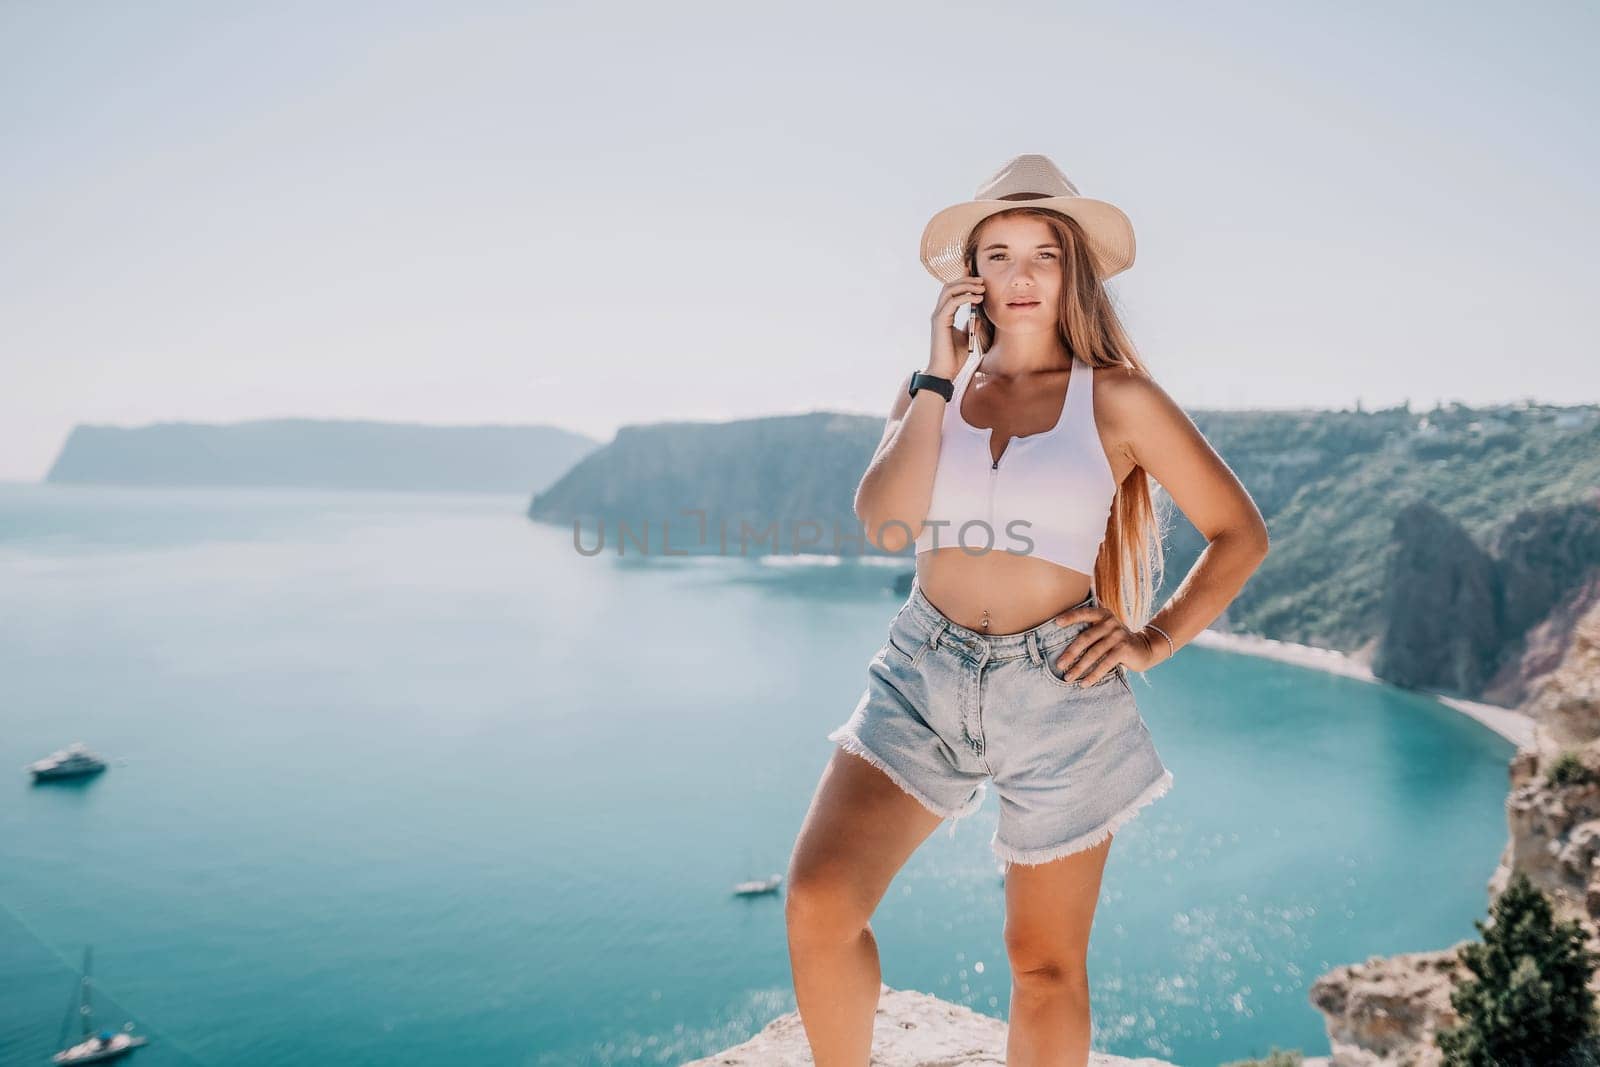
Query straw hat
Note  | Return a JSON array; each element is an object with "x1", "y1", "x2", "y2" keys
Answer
[{"x1": 919, "y1": 154, "x2": 1136, "y2": 283}]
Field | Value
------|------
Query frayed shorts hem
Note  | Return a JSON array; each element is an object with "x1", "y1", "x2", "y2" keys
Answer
[
  {"x1": 827, "y1": 728, "x2": 987, "y2": 837},
  {"x1": 990, "y1": 768, "x2": 1175, "y2": 869}
]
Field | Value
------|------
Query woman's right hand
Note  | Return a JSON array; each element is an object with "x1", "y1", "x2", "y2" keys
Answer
[{"x1": 928, "y1": 276, "x2": 985, "y2": 378}]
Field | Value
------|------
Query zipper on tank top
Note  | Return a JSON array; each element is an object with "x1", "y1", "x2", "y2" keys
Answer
[
  {"x1": 962, "y1": 342, "x2": 1005, "y2": 543},
  {"x1": 990, "y1": 453, "x2": 999, "y2": 535}
]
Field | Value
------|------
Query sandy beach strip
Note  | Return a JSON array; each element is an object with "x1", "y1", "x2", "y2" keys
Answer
[{"x1": 1189, "y1": 628, "x2": 1537, "y2": 750}]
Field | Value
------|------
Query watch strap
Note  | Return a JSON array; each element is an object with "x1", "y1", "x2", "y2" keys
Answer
[{"x1": 908, "y1": 371, "x2": 954, "y2": 402}]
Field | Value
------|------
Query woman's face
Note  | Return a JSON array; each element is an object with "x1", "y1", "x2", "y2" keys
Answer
[{"x1": 971, "y1": 213, "x2": 1064, "y2": 335}]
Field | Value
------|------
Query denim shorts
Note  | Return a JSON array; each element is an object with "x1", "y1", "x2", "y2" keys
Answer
[{"x1": 827, "y1": 578, "x2": 1175, "y2": 870}]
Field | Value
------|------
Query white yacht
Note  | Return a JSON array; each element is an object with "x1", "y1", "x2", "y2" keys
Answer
[{"x1": 26, "y1": 742, "x2": 108, "y2": 782}]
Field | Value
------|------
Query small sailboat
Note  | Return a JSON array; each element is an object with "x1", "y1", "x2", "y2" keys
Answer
[
  {"x1": 27, "y1": 743, "x2": 108, "y2": 782},
  {"x1": 51, "y1": 946, "x2": 148, "y2": 1064},
  {"x1": 732, "y1": 844, "x2": 784, "y2": 897},
  {"x1": 731, "y1": 874, "x2": 783, "y2": 897}
]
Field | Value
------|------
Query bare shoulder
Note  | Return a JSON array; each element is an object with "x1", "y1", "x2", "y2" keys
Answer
[
  {"x1": 1092, "y1": 358, "x2": 1267, "y2": 545},
  {"x1": 1092, "y1": 360, "x2": 1193, "y2": 455},
  {"x1": 1092, "y1": 359, "x2": 1178, "y2": 409}
]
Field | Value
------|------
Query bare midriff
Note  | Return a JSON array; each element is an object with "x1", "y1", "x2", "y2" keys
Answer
[{"x1": 915, "y1": 548, "x2": 1093, "y2": 635}]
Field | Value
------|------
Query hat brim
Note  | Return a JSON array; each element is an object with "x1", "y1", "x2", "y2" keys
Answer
[{"x1": 919, "y1": 196, "x2": 1135, "y2": 284}]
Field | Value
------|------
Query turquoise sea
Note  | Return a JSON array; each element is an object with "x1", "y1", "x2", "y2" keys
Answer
[{"x1": 0, "y1": 484, "x2": 1515, "y2": 1066}]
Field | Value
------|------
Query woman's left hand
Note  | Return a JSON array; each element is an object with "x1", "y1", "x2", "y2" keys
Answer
[{"x1": 1049, "y1": 603, "x2": 1159, "y2": 683}]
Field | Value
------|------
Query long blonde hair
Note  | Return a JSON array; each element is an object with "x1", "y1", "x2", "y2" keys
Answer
[{"x1": 963, "y1": 206, "x2": 1168, "y2": 629}]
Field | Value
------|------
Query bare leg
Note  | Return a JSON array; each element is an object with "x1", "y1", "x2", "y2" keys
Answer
[
  {"x1": 1001, "y1": 835, "x2": 1114, "y2": 1067},
  {"x1": 785, "y1": 748, "x2": 947, "y2": 1066}
]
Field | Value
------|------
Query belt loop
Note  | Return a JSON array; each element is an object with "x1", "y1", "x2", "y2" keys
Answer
[
  {"x1": 1025, "y1": 630, "x2": 1041, "y2": 665},
  {"x1": 931, "y1": 621, "x2": 946, "y2": 650}
]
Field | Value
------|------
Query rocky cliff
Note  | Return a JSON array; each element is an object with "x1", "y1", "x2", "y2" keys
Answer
[
  {"x1": 1491, "y1": 592, "x2": 1600, "y2": 926},
  {"x1": 1309, "y1": 592, "x2": 1600, "y2": 1064},
  {"x1": 1372, "y1": 499, "x2": 1600, "y2": 701},
  {"x1": 1309, "y1": 948, "x2": 1471, "y2": 1067}
]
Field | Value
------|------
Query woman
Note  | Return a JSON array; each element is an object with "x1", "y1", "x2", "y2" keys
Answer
[{"x1": 784, "y1": 154, "x2": 1271, "y2": 1065}]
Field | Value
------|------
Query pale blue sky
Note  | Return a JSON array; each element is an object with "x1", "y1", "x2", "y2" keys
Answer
[{"x1": 2, "y1": 0, "x2": 1595, "y2": 481}]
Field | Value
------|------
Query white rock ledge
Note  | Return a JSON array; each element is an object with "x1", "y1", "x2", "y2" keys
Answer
[{"x1": 681, "y1": 983, "x2": 1179, "y2": 1066}]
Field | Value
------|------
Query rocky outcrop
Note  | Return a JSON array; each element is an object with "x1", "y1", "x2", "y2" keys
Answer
[
  {"x1": 1490, "y1": 501, "x2": 1600, "y2": 654},
  {"x1": 682, "y1": 983, "x2": 1178, "y2": 1066},
  {"x1": 1490, "y1": 742, "x2": 1600, "y2": 931},
  {"x1": 1509, "y1": 573, "x2": 1600, "y2": 743},
  {"x1": 1488, "y1": 595, "x2": 1600, "y2": 929},
  {"x1": 1373, "y1": 500, "x2": 1501, "y2": 694},
  {"x1": 1308, "y1": 947, "x2": 1471, "y2": 1067},
  {"x1": 1373, "y1": 499, "x2": 1600, "y2": 703}
]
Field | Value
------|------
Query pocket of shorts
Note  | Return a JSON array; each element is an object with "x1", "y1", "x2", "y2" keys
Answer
[
  {"x1": 1039, "y1": 645, "x2": 1124, "y2": 691},
  {"x1": 884, "y1": 624, "x2": 931, "y2": 668}
]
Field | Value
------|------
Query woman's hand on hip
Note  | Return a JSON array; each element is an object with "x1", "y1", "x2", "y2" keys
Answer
[{"x1": 1050, "y1": 603, "x2": 1162, "y2": 682}]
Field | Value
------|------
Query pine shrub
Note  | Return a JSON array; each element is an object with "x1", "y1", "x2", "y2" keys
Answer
[{"x1": 1436, "y1": 871, "x2": 1600, "y2": 1066}]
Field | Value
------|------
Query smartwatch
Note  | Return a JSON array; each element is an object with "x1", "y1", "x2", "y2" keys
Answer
[{"x1": 908, "y1": 371, "x2": 954, "y2": 402}]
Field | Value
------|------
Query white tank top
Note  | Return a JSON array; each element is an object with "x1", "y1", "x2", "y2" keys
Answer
[{"x1": 912, "y1": 343, "x2": 1118, "y2": 576}]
